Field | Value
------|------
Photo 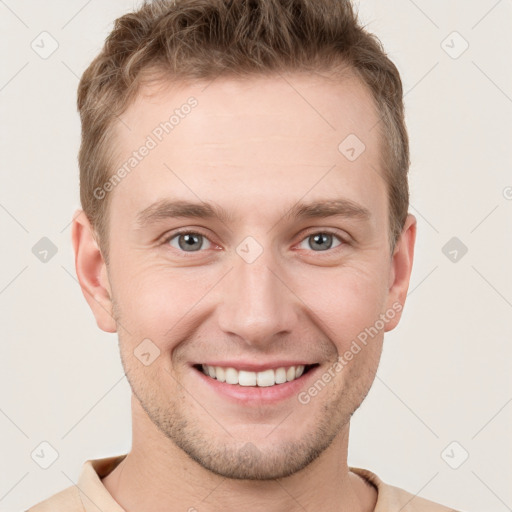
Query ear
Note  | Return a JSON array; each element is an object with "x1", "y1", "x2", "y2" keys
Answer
[
  {"x1": 384, "y1": 213, "x2": 417, "y2": 332},
  {"x1": 71, "y1": 209, "x2": 117, "y2": 333}
]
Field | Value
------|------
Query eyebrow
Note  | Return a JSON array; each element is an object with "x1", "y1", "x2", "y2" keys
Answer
[{"x1": 135, "y1": 198, "x2": 371, "y2": 229}]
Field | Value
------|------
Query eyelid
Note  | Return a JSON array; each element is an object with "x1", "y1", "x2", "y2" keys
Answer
[
  {"x1": 298, "y1": 227, "x2": 349, "y2": 243},
  {"x1": 161, "y1": 228, "x2": 217, "y2": 250},
  {"x1": 293, "y1": 228, "x2": 348, "y2": 253},
  {"x1": 161, "y1": 227, "x2": 349, "y2": 254}
]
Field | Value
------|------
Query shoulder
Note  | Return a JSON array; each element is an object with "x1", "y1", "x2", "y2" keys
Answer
[
  {"x1": 24, "y1": 485, "x2": 84, "y2": 512},
  {"x1": 350, "y1": 467, "x2": 463, "y2": 512}
]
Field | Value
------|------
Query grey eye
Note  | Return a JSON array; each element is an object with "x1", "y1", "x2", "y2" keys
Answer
[
  {"x1": 298, "y1": 233, "x2": 342, "y2": 252},
  {"x1": 168, "y1": 232, "x2": 212, "y2": 252}
]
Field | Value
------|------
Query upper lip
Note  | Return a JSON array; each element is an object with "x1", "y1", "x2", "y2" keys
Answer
[{"x1": 194, "y1": 361, "x2": 318, "y2": 372}]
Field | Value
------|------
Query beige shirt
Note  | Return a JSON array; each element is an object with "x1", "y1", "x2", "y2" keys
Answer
[{"x1": 25, "y1": 454, "x2": 461, "y2": 512}]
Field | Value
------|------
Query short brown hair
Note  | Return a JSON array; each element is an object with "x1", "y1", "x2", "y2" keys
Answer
[{"x1": 77, "y1": 0, "x2": 409, "y2": 262}]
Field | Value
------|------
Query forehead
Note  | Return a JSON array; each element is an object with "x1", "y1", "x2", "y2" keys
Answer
[
  {"x1": 109, "y1": 71, "x2": 386, "y2": 226},
  {"x1": 118, "y1": 70, "x2": 381, "y2": 154}
]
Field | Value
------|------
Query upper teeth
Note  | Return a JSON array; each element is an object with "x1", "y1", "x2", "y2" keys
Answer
[{"x1": 201, "y1": 364, "x2": 306, "y2": 387}]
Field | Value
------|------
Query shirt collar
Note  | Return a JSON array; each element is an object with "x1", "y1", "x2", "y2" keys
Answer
[
  {"x1": 77, "y1": 454, "x2": 127, "y2": 512},
  {"x1": 76, "y1": 454, "x2": 393, "y2": 512}
]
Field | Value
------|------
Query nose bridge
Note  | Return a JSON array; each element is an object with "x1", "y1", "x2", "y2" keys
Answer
[{"x1": 217, "y1": 243, "x2": 297, "y2": 345}]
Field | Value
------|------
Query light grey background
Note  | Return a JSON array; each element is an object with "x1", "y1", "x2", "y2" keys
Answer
[{"x1": 1, "y1": 1, "x2": 511, "y2": 511}]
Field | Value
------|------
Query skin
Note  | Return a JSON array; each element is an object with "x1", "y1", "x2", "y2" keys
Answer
[{"x1": 72, "y1": 71, "x2": 416, "y2": 512}]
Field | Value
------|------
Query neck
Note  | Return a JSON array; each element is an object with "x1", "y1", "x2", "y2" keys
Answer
[{"x1": 102, "y1": 397, "x2": 377, "y2": 512}]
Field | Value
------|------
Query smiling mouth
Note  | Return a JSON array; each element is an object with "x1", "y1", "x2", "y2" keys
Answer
[{"x1": 193, "y1": 363, "x2": 319, "y2": 387}]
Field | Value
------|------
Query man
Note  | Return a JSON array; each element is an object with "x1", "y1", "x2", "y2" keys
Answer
[{"x1": 26, "y1": 0, "x2": 462, "y2": 510}]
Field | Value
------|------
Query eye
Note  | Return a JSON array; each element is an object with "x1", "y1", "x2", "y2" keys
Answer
[
  {"x1": 297, "y1": 231, "x2": 344, "y2": 252},
  {"x1": 162, "y1": 229, "x2": 346, "y2": 255},
  {"x1": 165, "y1": 230, "x2": 213, "y2": 252}
]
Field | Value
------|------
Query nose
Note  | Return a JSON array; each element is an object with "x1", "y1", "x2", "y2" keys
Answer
[{"x1": 216, "y1": 247, "x2": 299, "y2": 348}]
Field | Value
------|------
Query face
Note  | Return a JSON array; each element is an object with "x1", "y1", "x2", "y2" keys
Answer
[{"x1": 75, "y1": 71, "x2": 415, "y2": 480}]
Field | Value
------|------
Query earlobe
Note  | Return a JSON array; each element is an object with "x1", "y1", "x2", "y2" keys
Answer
[
  {"x1": 384, "y1": 213, "x2": 417, "y2": 332},
  {"x1": 71, "y1": 209, "x2": 117, "y2": 333}
]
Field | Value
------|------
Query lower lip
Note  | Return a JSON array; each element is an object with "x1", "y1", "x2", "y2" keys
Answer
[{"x1": 192, "y1": 365, "x2": 320, "y2": 405}]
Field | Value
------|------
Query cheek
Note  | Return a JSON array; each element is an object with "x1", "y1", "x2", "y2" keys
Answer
[
  {"x1": 110, "y1": 245, "x2": 391, "y2": 356},
  {"x1": 291, "y1": 263, "x2": 389, "y2": 349},
  {"x1": 111, "y1": 263, "x2": 215, "y2": 342}
]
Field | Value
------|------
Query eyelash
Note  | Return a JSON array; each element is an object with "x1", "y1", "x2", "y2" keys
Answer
[{"x1": 161, "y1": 228, "x2": 348, "y2": 255}]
